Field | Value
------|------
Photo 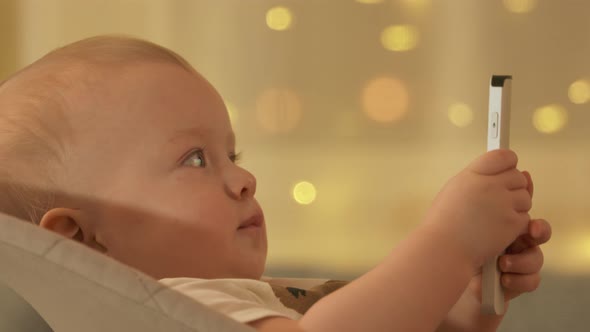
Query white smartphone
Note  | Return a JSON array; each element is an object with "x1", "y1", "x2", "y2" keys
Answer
[{"x1": 482, "y1": 75, "x2": 512, "y2": 315}]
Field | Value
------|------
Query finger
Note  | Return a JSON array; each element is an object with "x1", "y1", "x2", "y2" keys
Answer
[
  {"x1": 499, "y1": 246, "x2": 544, "y2": 274},
  {"x1": 506, "y1": 219, "x2": 551, "y2": 254},
  {"x1": 469, "y1": 149, "x2": 518, "y2": 175},
  {"x1": 501, "y1": 169, "x2": 528, "y2": 190},
  {"x1": 530, "y1": 219, "x2": 552, "y2": 245},
  {"x1": 509, "y1": 212, "x2": 531, "y2": 238},
  {"x1": 511, "y1": 188, "x2": 532, "y2": 213},
  {"x1": 506, "y1": 233, "x2": 536, "y2": 254},
  {"x1": 522, "y1": 170, "x2": 534, "y2": 198},
  {"x1": 502, "y1": 273, "x2": 541, "y2": 294}
]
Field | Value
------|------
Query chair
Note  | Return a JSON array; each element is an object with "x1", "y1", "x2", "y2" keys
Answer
[{"x1": 0, "y1": 213, "x2": 255, "y2": 332}]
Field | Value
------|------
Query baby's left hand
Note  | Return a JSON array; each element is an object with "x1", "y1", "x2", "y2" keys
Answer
[
  {"x1": 465, "y1": 217, "x2": 551, "y2": 309},
  {"x1": 498, "y1": 170, "x2": 552, "y2": 301},
  {"x1": 499, "y1": 217, "x2": 552, "y2": 301},
  {"x1": 444, "y1": 218, "x2": 552, "y2": 332},
  {"x1": 438, "y1": 171, "x2": 552, "y2": 332}
]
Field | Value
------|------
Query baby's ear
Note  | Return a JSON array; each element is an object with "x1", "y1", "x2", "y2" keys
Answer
[
  {"x1": 40, "y1": 208, "x2": 107, "y2": 252},
  {"x1": 39, "y1": 208, "x2": 83, "y2": 241}
]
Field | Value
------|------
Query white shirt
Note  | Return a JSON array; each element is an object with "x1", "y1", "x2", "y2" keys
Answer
[{"x1": 160, "y1": 277, "x2": 302, "y2": 324}]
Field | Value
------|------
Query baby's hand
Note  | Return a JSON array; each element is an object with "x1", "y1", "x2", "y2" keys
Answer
[
  {"x1": 498, "y1": 218, "x2": 551, "y2": 299},
  {"x1": 438, "y1": 218, "x2": 551, "y2": 332},
  {"x1": 424, "y1": 149, "x2": 532, "y2": 270}
]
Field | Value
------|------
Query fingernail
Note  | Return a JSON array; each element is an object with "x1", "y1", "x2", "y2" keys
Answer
[{"x1": 531, "y1": 222, "x2": 540, "y2": 238}]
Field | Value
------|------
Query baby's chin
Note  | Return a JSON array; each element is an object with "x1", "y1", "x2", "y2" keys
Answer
[{"x1": 231, "y1": 255, "x2": 268, "y2": 280}]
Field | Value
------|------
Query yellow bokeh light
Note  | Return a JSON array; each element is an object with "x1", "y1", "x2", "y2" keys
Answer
[
  {"x1": 293, "y1": 181, "x2": 317, "y2": 205},
  {"x1": 532, "y1": 104, "x2": 568, "y2": 134},
  {"x1": 361, "y1": 77, "x2": 409, "y2": 123},
  {"x1": 400, "y1": 0, "x2": 431, "y2": 13},
  {"x1": 355, "y1": 0, "x2": 384, "y2": 4},
  {"x1": 380, "y1": 25, "x2": 419, "y2": 52},
  {"x1": 579, "y1": 238, "x2": 590, "y2": 261},
  {"x1": 555, "y1": 230, "x2": 590, "y2": 274},
  {"x1": 448, "y1": 102, "x2": 473, "y2": 128},
  {"x1": 266, "y1": 6, "x2": 293, "y2": 31},
  {"x1": 568, "y1": 79, "x2": 590, "y2": 105},
  {"x1": 503, "y1": 0, "x2": 537, "y2": 13},
  {"x1": 256, "y1": 88, "x2": 302, "y2": 134},
  {"x1": 224, "y1": 101, "x2": 238, "y2": 126}
]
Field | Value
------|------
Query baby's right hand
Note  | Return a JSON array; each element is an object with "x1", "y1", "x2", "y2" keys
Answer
[{"x1": 424, "y1": 149, "x2": 531, "y2": 270}]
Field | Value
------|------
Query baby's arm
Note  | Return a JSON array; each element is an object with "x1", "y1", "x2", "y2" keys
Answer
[
  {"x1": 299, "y1": 224, "x2": 475, "y2": 331},
  {"x1": 250, "y1": 149, "x2": 530, "y2": 332},
  {"x1": 251, "y1": 229, "x2": 472, "y2": 332},
  {"x1": 251, "y1": 227, "x2": 473, "y2": 331}
]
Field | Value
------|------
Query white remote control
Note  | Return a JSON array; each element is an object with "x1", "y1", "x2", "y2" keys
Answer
[{"x1": 481, "y1": 75, "x2": 512, "y2": 315}]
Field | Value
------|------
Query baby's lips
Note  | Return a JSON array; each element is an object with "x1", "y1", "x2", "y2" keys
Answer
[{"x1": 238, "y1": 212, "x2": 264, "y2": 229}]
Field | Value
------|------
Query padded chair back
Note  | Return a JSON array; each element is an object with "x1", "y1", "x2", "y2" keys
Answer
[{"x1": 0, "y1": 214, "x2": 254, "y2": 332}]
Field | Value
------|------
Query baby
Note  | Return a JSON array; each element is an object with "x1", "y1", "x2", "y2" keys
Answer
[{"x1": 0, "y1": 36, "x2": 551, "y2": 332}]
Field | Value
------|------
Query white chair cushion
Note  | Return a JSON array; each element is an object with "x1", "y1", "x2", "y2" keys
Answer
[{"x1": 0, "y1": 213, "x2": 254, "y2": 332}]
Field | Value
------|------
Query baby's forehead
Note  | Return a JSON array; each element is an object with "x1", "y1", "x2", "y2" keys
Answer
[
  {"x1": 0, "y1": 58, "x2": 99, "y2": 108},
  {"x1": 72, "y1": 63, "x2": 224, "y2": 124},
  {"x1": 23, "y1": 59, "x2": 180, "y2": 111},
  {"x1": 3, "y1": 53, "x2": 226, "y2": 137}
]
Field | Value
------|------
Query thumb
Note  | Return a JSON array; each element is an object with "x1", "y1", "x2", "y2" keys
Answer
[{"x1": 468, "y1": 149, "x2": 518, "y2": 175}]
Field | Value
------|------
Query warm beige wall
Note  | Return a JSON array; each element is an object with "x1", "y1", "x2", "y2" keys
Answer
[
  {"x1": 1, "y1": 4, "x2": 590, "y2": 329},
  {"x1": 0, "y1": 0, "x2": 17, "y2": 80},
  {"x1": 2, "y1": 0, "x2": 590, "y2": 330}
]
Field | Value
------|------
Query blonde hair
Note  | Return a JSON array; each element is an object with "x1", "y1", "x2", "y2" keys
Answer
[{"x1": 0, "y1": 35, "x2": 195, "y2": 223}]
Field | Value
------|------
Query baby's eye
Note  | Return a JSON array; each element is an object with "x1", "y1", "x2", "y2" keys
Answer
[{"x1": 182, "y1": 149, "x2": 206, "y2": 167}]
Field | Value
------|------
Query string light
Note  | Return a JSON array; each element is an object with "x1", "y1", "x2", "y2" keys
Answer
[
  {"x1": 503, "y1": 0, "x2": 537, "y2": 13},
  {"x1": 448, "y1": 102, "x2": 473, "y2": 128},
  {"x1": 293, "y1": 181, "x2": 317, "y2": 205},
  {"x1": 568, "y1": 79, "x2": 590, "y2": 105},
  {"x1": 381, "y1": 25, "x2": 419, "y2": 52},
  {"x1": 361, "y1": 77, "x2": 409, "y2": 123},
  {"x1": 532, "y1": 104, "x2": 568, "y2": 134},
  {"x1": 266, "y1": 6, "x2": 293, "y2": 31}
]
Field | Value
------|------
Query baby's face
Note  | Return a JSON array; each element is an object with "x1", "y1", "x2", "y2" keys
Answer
[{"x1": 64, "y1": 63, "x2": 267, "y2": 279}]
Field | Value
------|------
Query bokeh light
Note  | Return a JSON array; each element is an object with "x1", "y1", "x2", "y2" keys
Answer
[
  {"x1": 293, "y1": 181, "x2": 317, "y2": 205},
  {"x1": 532, "y1": 104, "x2": 568, "y2": 134},
  {"x1": 578, "y1": 237, "x2": 590, "y2": 263},
  {"x1": 568, "y1": 79, "x2": 590, "y2": 105},
  {"x1": 400, "y1": 0, "x2": 431, "y2": 13},
  {"x1": 380, "y1": 25, "x2": 419, "y2": 52},
  {"x1": 256, "y1": 88, "x2": 303, "y2": 134},
  {"x1": 266, "y1": 6, "x2": 293, "y2": 31},
  {"x1": 361, "y1": 77, "x2": 409, "y2": 123},
  {"x1": 447, "y1": 102, "x2": 473, "y2": 127},
  {"x1": 556, "y1": 230, "x2": 590, "y2": 274},
  {"x1": 503, "y1": 0, "x2": 537, "y2": 13}
]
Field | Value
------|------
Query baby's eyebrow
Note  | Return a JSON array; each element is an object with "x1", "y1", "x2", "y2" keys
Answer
[
  {"x1": 167, "y1": 127, "x2": 237, "y2": 147},
  {"x1": 168, "y1": 127, "x2": 204, "y2": 144}
]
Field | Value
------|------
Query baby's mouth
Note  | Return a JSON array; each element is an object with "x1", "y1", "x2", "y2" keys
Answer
[{"x1": 238, "y1": 213, "x2": 264, "y2": 230}]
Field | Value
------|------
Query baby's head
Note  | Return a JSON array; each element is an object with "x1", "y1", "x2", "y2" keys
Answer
[{"x1": 0, "y1": 36, "x2": 267, "y2": 280}]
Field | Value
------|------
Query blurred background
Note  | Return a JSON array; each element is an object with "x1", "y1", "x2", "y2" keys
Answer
[{"x1": 1, "y1": 0, "x2": 589, "y2": 330}]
